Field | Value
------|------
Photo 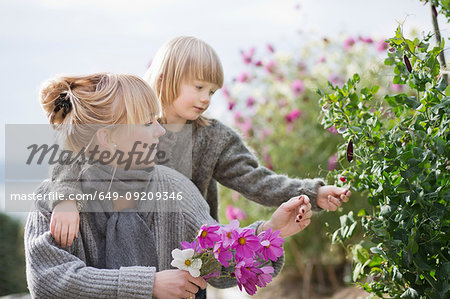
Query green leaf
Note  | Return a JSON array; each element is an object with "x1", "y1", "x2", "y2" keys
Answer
[
  {"x1": 445, "y1": 85, "x2": 450, "y2": 96},
  {"x1": 400, "y1": 288, "x2": 419, "y2": 299}
]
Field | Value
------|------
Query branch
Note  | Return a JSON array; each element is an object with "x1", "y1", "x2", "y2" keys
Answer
[{"x1": 431, "y1": 2, "x2": 448, "y2": 83}]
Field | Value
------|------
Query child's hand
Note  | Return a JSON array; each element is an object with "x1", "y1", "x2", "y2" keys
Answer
[
  {"x1": 316, "y1": 185, "x2": 351, "y2": 211},
  {"x1": 261, "y1": 195, "x2": 312, "y2": 238},
  {"x1": 50, "y1": 200, "x2": 79, "y2": 248}
]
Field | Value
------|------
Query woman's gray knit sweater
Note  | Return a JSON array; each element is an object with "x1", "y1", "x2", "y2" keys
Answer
[
  {"x1": 49, "y1": 119, "x2": 325, "y2": 218},
  {"x1": 25, "y1": 165, "x2": 284, "y2": 298}
]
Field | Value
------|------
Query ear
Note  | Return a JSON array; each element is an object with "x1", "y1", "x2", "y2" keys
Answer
[{"x1": 96, "y1": 128, "x2": 114, "y2": 150}]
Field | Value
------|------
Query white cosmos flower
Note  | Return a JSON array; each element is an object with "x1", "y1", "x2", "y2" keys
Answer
[{"x1": 170, "y1": 248, "x2": 202, "y2": 277}]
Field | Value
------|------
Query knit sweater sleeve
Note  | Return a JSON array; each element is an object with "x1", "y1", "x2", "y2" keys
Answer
[
  {"x1": 163, "y1": 170, "x2": 284, "y2": 289},
  {"x1": 210, "y1": 120, "x2": 325, "y2": 210},
  {"x1": 25, "y1": 200, "x2": 156, "y2": 298},
  {"x1": 47, "y1": 162, "x2": 84, "y2": 210}
]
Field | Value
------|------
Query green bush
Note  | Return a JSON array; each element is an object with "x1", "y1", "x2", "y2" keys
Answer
[
  {"x1": 318, "y1": 10, "x2": 449, "y2": 299},
  {"x1": 0, "y1": 212, "x2": 27, "y2": 296}
]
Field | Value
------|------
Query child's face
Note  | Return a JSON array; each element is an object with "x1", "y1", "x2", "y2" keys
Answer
[{"x1": 166, "y1": 80, "x2": 219, "y2": 124}]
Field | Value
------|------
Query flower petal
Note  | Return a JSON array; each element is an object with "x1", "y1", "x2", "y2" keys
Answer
[{"x1": 189, "y1": 268, "x2": 201, "y2": 278}]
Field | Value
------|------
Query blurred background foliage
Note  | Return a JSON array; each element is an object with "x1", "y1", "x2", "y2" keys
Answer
[
  {"x1": 217, "y1": 34, "x2": 417, "y2": 296},
  {"x1": 0, "y1": 212, "x2": 27, "y2": 296}
]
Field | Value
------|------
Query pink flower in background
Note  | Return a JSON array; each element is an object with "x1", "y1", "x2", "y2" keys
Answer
[
  {"x1": 262, "y1": 147, "x2": 273, "y2": 170},
  {"x1": 228, "y1": 101, "x2": 235, "y2": 110},
  {"x1": 225, "y1": 205, "x2": 247, "y2": 221},
  {"x1": 257, "y1": 228, "x2": 284, "y2": 262},
  {"x1": 222, "y1": 86, "x2": 231, "y2": 99},
  {"x1": 328, "y1": 74, "x2": 345, "y2": 86},
  {"x1": 328, "y1": 154, "x2": 337, "y2": 171},
  {"x1": 232, "y1": 228, "x2": 262, "y2": 259},
  {"x1": 234, "y1": 111, "x2": 243, "y2": 123},
  {"x1": 236, "y1": 72, "x2": 250, "y2": 83},
  {"x1": 240, "y1": 47, "x2": 255, "y2": 64},
  {"x1": 265, "y1": 60, "x2": 276, "y2": 73},
  {"x1": 327, "y1": 126, "x2": 338, "y2": 134},
  {"x1": 376, "y1": 40, "x2": 389, "y2": 52},
  {"x1": 359, "y1": 36, "x2": 374, "y2": 44},
  {"x1": 254, "y1": 60, "x2": 263, "y2": 66},
  {"x1": 256, "y1": 267, "x2": 274, "y2": 288},
  {"x1": 239, "y1": 118, "x2": 253, "y2": 137},
  {"x1": 258, "y1": 128, "x2": 272, "y2": 141},
  {"x1": 246, "y1": 97, "x2": 256, "y2": 107},
  {"x1": 317, "y1": 55, "x2": 326, "y2": 63},
  {"x1": 231, "y1": 190, "x2": 240, "y2": 202},
  {"x1": 291, "y1": 79, "x2": 305, "y2": 96},
  {"x1": 390, "y1": 83, "x2": 404, "y2": 92},
  {"x1": 267, "y1": 43, "x2": 275, "y2": 53},
  {"x1": 343, "y1": 37, "x2": 356, "y2": 51},
  {"x1": 285, "y1": 108, "x2": 301, "y2": 123},
  {"x1": 197, "y1": 224, "x2": 221, "y2": 249}
]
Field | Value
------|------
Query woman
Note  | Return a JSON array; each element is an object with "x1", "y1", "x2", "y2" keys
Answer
[{"x1": 25, "y1": 73, "x2": 312, "y2": 298}]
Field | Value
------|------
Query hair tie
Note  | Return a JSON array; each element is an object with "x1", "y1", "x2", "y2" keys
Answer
[{"x1": 54, "y1": 92, "x2": 73, "y2": 118}]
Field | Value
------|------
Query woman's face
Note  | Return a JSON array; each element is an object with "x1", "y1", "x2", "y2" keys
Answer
[{"x1": 108, "y1": 117, "x2": 166, "y2": 169}]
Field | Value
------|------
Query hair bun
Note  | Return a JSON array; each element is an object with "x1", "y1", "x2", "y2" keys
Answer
[{"x1": 40, "y1": 78, "x2": 73, "y2": 126}]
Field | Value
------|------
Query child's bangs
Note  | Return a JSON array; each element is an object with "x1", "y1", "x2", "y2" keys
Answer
[
  {"x1": 186, "y1": 47, "x2": 223, "y2": 87},
  {"x1": 119, "y1": 76, "x2": 162, "y2": 125}
]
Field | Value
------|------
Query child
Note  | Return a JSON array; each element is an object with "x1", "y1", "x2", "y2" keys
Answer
[
  {"x1": 49, "y1": 36, "x2": 350, "y2": 248},
  {"x1": 26, "y1": 72, "x2": 312, "y2": 298}
]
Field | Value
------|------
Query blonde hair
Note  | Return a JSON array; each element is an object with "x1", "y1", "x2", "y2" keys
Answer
[
  {"x1": 143, "y1": 36, "x2": 224, "y2": 127},
  {"x1": 40, "y1": 73, "x2": 161, "y2": 152}
]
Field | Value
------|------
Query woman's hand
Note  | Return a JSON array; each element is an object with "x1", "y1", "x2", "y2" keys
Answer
[
  {"x1": 153, "y1": 270, "x2": 207, "y2": 299},
  {"x1": 50, "y1": 200, "x2": 79, "y2": 248},
  {"x1": 259, "y1": 195, "x2": 312, "y2": 238},
  {"x1": 316, "y1": 185, "x2": 351, "y2": 211}
]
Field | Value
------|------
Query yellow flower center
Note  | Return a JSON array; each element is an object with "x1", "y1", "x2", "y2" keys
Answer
[
  {"x1": 185, "y1": 259, "x2": 191, "y2": 267},
  {"x1": 238, "y1": 237, "x2": 246, "y2": 245},
  {"x1": 227, "y1": 232, "x2": 232, "y2": 238},
  {"x1": 201, "y1": 231, "x2": 208, "y2": 238}
]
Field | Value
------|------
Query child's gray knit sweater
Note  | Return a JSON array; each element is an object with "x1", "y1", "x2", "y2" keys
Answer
[
  {"x1": 49, "y1": 119, "x2": 325, "y2": 219},
  {"x1": 25, "y1": 165, "x2": 284, "y2": 298}
]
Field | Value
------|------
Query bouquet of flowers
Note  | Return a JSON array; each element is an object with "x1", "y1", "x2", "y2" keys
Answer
[{"x1": 171, "y1": 220, "x2": 284, "y2": 295}]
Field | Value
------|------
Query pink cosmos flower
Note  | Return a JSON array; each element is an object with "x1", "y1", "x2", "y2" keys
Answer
[
  {"x1": 240, "y1": 47, "x2": 255, "y2": 64},
  {"x1": 234, "y1": 258, "x2": 262, "y2": 295},
  {"x1": 328, "y1": 154, "x2": 337, "y2": 171},
  {"x1": 262, "y1": 147, "x2": 273, "y2": 170},
  {"x1": 291, "y1": 79, "x2": 305, "y2": 97},
  {"x1": 343, "y1": 37, "x2": 356, "y2": 51},
  {"x1": 221, "y1": 86, "x2": 231, "y2": 99},
  {"x1": 254, "y1": 60, "x2": 263, "y2": 67},
  {"x1": 232, "y1": 228, "x2": 262, "y2": 259},
  {"x1": 246, "y1": 97, "x2": 256, "y2": 107},
  {"x1": 265, "y1": 60, "x2": 276, "y2": 73},
  {"x1": 220, "y1": 220, "x2": 242, "y2": 249},
  {"x1": 359, "y1": 36, "x2": 374, "y2": 44},
  {"x1": 225, "y1": 205, "x2": 247, "y2": 221},
  {"x1": 256, "y1": 266, "x2": 274, "y2": 288},
  {"x1": 328, "y1": 74, "x2": 345, "y2": 86},
  {"x1": 197, "y1": 224, "x2": 221, "y2": 249},
  {"x1": 257, "y1": 228, "x2": 284, "y2": 262},
  {"x1": 180, "y1": 240, "x2": 205, "y2": 254},
  {"x1": 213, "y1": 242, "x2": 234, "y2": 267},
  {"x1": 390, "y1": 83, "x2": 404, "y2": 92},
  {"x1": 236, "y1": 72, "x2": 250, "y2": 83},
  {"x1": 327, "y1": 126, "x2": 338, "y2": 134},
  {"x1": 228, "y1": 101, "x2": 235, "y2": 110},
  {"x1": 285, "y1": 108, "x2": 301, "y2": 123},
  {"x1": 267, "y1": 43, "x2": 275, "y2": 53},
  {"x1": 317, "y1": 55, "x2": 326, "y2": 63},
  {"x1": 376, "y1": 40, "x2": 389, "y2": 52}
]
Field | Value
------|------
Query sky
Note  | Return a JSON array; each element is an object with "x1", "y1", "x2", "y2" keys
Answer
[{"x1": 0, "y1": 0, "x2": 448, "y2": 216}]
